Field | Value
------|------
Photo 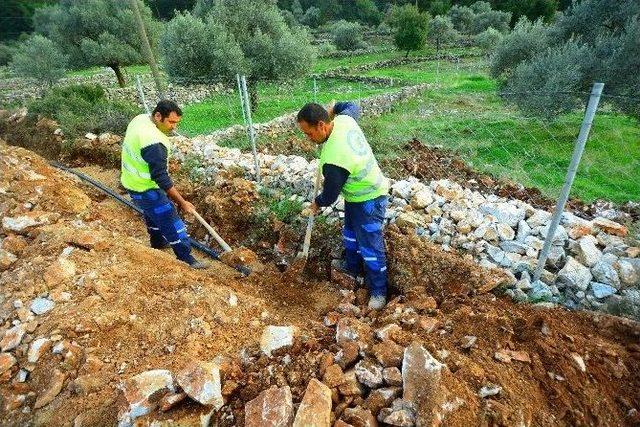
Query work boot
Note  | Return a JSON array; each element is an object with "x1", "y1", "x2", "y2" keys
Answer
[
  {"x1": 368, "y1": 295, "x2": 386, "y2": 310},
  {"x1": 189, "y1": 260, "x2": 209, "y2": 270}
]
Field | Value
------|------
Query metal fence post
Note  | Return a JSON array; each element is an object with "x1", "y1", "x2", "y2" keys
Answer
[
  {"x1": 313, "y1": 77, "x2": 318, "y2": 103},
  {"x1": 136, "y1": 76, "x2": 150, "y2": 115},
  {"x1": 533, "y1": 82, "x2": 604, "y2": 282},
  {"x1": 239, "y1": 76, "x2": 261, "y2": 184}
]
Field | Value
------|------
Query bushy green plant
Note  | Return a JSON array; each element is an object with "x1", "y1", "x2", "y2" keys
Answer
[
  {"x1": 163, "y1": 0, "x2": 316, "y2": 111},
  {"x1": 0, "y1": 43, "x2": 14, "y2": 66},
  {"x1": 502, "y1": 41, "x2": 589, "y2": 118},
  {"x1": 428, "y1": 15, "x2": 459, "y2": 54},
  {"x1": 10, "y1": 35, "x2": 68, "y2": 86},
  {"x1": 497, "y1": 0, "x2": 640, "y2": 120},
  {"x1": 33, "y1": 0, "x2": 160, "y2": 88},
  {"x1": 330, "y1": 20, "x2": 365, "y2": 51},
  {"x1": 389, "y1": 5, "x2": 429, "y2": 57},
  {"x1": 490, "y1": 17, "x2": 549, "y2": 78},
  {"x1": 29, "y1": 84, "x2": 138, "y2": 137},
  {"x1": 475, "y1": 27, "x2": 503, "y2": 53}
]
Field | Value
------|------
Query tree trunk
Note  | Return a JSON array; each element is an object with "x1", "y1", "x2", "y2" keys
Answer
[
  {"x1": 110, "y1": 64, "x2": 126, "y2": 88},
  {"x1": 405, "y1": 50, "x2": 410, "y2": 58}
]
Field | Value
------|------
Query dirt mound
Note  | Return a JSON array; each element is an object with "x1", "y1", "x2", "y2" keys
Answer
[
  {"x1": 399, "y1": 138, "x2": 594, "y2": 217},
  {"x1": 1, "y1": 139, "x2": 639, "y2": 427},
  {"x1": 386, "y1": 225, "x2": 511, "y2": 298},
  {"x1": 0, "y1": 141, "x2": 340, "y2": 426}
]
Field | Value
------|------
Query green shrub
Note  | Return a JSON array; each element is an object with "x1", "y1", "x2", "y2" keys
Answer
[
  {"x1": 330, "y1": 20, "x2": 365, "y2": 51},
  {"x1": 0, "y1": 43, "x2": 13, "y2": 66},
  {"x1": 29, "y1": 84, "x2": 138, "y2": 138}
]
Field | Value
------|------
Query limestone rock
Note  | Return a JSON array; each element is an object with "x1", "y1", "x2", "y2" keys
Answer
[
  {"x1": 176, "y1": 361, "x2": 224, "y2": 408},
  {"x1": 593, "y1": 217, "x2": 628, "y2": 237},
  {"x1": 293, "y1": 379, "x2": 332, "y2": 427},
  {"x1": 260, "y1": 326, "x2": 297, "y2": 356},
  {"x1": 343, "y1": 406, "x2": 379, "y2": 427},
  {"x1": 355, "y1": 359, "x2": 384, "y2": 388},
  {"x1": 590, "y1": 282, "x2": 617, "y2": 299},
  {"x1": 591, "y1": 259, "x2": 621, "y2": 288},
  {"x1": 120, "y1": 369, "x2": 176, "y2": 421},
  {"x1": 575, "y1": 237, "x2": 602, "y2": 267},
  {"x1": 0, "y1": 352, "x2": 17, "y2": 374},
  {"x1": 336, "y1": 318, "x2": 371, "y2": 344},
  {"x1": 480, "y1": 203, "x2": 526, "y2": 227},
  {"x1": 0, "y1": 249, "x2": 17, "y2": 271},
  {"x1": 30, "y1": 297, "x2": 55, "y2": 315},
  {"x1": 402, "y1": 342, "x2": 446, "y2": 426},
  {"x1": 245, "y1": 386, "x2": 294, "y2": 427},
  {"x1": 372, "y1": 341, "x2": 404, "y2": 368},
  {"x1": 382, "y1": 367, "x2": 403, "y2": 387},
  {"x1": 34, "y1": 368, "x2": 66, "y2": 409},
  {"x1": 28, "y1": 338, "x2": 52, "y2": 363},
  {"x1": 558, "y1": 257, "x2": 592, "y2": 291},
  {"x1": 1, "y1": 324, "x2": 26, "y2": 352},
  {"x1": 323, "y1": 363, "x2": 345, "y2": 388}
]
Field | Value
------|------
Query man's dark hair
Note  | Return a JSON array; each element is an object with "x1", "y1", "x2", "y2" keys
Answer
[
  {"x1": 297, "y1": 103, "x2": 329, "y2": 126},
  {"x1": 152, "y1": 100, "x2": 182, "y2": 119}
]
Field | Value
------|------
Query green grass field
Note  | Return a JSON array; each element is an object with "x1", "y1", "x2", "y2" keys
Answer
[
  {"x1": 356, "y1": 60, "x2": 640, "y2": 203},
  {"x1": 58, "y1": 48, "x2": 638, "y2": 203}
]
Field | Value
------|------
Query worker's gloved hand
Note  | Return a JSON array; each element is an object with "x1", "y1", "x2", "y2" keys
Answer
[{"x1": 179, "y1": 200, "x2": 196, "y2": 214}]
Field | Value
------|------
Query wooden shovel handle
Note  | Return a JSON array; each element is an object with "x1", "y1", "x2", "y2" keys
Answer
[
  {"x1": 192, "y1": 211, "x2": 233, "y2": 253},
  {"x1": 301, "y1": 167, "x2": 323, "y2": 258}
]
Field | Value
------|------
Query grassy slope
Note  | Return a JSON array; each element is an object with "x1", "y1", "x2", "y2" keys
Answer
[{"x1": 359, "y1": 59, "x2": 640, "y2": 203}]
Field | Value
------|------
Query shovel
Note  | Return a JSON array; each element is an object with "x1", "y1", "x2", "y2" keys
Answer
[
  {"x1": 192, "y1": 210, "x2": 253, "y2": 276},
  {"x1": 192, "y1": 210, "x2": 232, "y2": 253},
  {"x1": 284, "y1": 166, "x2": 323, "y2": 278}
]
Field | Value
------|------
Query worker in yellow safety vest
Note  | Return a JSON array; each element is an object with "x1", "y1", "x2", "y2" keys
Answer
[
  {"x1": 297, "y1": 102, "x2": 389, "y2": 309},
  {"x1": 121, "y1": 100, "x2": 207, "y2": 269}
]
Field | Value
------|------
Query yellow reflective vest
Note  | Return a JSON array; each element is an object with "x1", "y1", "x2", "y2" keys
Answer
[
  {"x1": 120, "y1": 114, "x2": 172, "y2": 192},
  {"x1": 320, "y1": 115, "x2": 388, "y2": 202}
]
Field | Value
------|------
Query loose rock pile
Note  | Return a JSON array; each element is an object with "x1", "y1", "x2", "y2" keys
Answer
[{"x1": 172, "y1": 138, "x2": 640, "y2": 316}]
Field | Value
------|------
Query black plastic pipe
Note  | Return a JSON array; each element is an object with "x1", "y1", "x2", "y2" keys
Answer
[{"x1": 50, "y1": 161, "x2": 251, "y2": 277}]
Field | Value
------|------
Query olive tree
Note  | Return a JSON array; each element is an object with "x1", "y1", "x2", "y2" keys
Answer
[
  {"x1": 33, "y1": 0, "x2": 160, "y2": 87},
  {"x1": 330, "y1": 20, "x2": 365, "y2": 51},
  {"x1": 390, "y1": 4, "x2": 430, "y2": 57},
  {"x1": 10, "y1": 34, "x2": 68, "y2": 86},
  {"x1": 163, "y1": 0, "x2": 316, "y2": 111},
  {"x1": 428, "y1": 15, "x2": 459, "y2": 55},
  {"x1": 497, "y1": 0, "x2": 640, "y2": 119}
]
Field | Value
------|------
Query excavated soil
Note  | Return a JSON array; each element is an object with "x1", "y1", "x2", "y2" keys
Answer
[{"x1": 1, "y1": 127, "x2": 639, "y2": 426}]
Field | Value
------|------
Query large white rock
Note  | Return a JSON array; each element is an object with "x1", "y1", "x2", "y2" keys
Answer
[
  {"x1": 591, "y1": 259, "x2": 621, "y2": 289},
  {"x1": 176, "y1": 361, "x2": 224, "y2": 408},
  {"x1": 402, "y1": 342, "x2": 446, "y2": 426},
  {"x1": 480, "y1": 203, "x2": 526, "y2": 227},
  {"x1": 527, "y1": 210, "x2": 552, "y2": 227},
  {"x1": 245, "y1": 386, "x2": 294, "y2": 427},
  {"x1": 119, "y1": 370, "x2": 176, "y2": 424},
  {"x1": 558, "y1": 257, "x2": 592, "y2": 291},
  {"x1": 293, "y1": 379, "x2": 332, "y2": 427},
  {"x1": 540, "y1": 224, "x2": 568, "y2": 244},
  {"x1": 410, "y1": 189, "x2": 434, "y2": 209},
  {"x1": 575, "y1": 237, "x2": 602, "y2": 267},
  {"x1": 260, "y1": 326, "x2": 297, "y2": 356}
]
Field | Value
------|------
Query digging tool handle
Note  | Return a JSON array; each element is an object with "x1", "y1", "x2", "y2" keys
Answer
[
  {"x1": 302, "y1": 167, "x2": 323, "y2": 258},
  {"x1": 192, "y1": 211, "x2": 233, "y2": 253}
]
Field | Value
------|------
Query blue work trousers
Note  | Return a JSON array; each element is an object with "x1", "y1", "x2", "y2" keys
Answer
[
  {"x1": 129, "y1": 189, "x2": 195, "y2": 265},
  {"x1": 342, "y1": 195, "x2": 388, "y2": 297}
]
